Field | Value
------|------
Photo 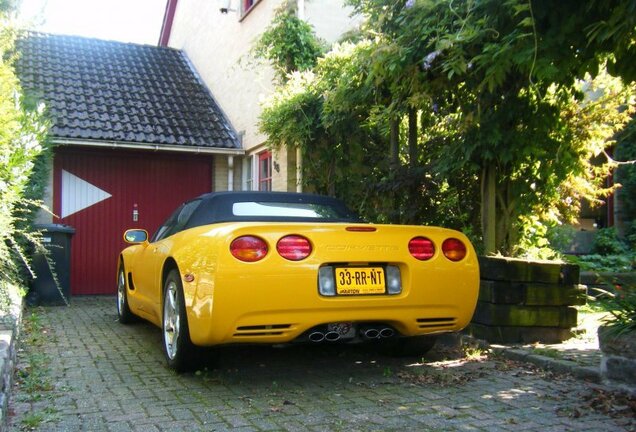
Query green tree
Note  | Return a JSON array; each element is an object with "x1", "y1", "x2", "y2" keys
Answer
[
  {"x1": 259, "y1": 0, "x2": 636, "y2": 256},
  {"x1": 346, "y1": 0, "x2": 635, "y2": 254},
  {"x1": 615, "y1": 117, "x2": 636, "y2": 246},
  {"x1": 0, "y1": 4, "x2": 50, "y2": 307}
]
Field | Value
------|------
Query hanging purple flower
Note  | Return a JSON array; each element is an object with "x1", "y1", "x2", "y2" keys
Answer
[
  {"x1": 405, "y1": 0, "x2": 416, "y2": 8},
  {"x1": 422, "y1": 50, "x2": 440, "y2": 70}
]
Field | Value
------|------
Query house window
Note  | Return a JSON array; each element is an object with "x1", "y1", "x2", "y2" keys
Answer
[
  {"x1": 242, "y1": 0, "x2": 259, "y2": 16},
  {"x1": 243, "y1": 157, "x2": 253, "y2": 191},
  {"x1": 258, "y1": 151, "x2": 272, "y2": 191}
]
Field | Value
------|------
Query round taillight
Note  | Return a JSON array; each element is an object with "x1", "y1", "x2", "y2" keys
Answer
[
  {"x1": 230, "y1": 236, "x2": 268, "y2": 262},
  {"x1": 408, "y1": 237, "x2": 435, "y2": 261},
  {"x1": 442, "y1": 238, "x2": 467, "y2": 261},
  {"x1": 277, "y1": 235, "x2": 312, "y2": 261}
]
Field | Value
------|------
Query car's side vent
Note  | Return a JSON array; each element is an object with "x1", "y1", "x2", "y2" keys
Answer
[
  {"x1": 233, "y1": 324, "x2": 292, "y2": 337},
  {"x1": 127, "y1": 273, "x2": 136, "y2": 291},
  {"x1": 416, "y1": 317, "x2": 456, "y2": 329}
]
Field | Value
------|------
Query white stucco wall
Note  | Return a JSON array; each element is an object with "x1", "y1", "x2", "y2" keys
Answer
[
  {"x1": 168, "y1": 0, "x2": 281, "y2": 153},
  {"x1": 304, "y1": 0, "x2": 362, "y2": 44},
  {"x1": 168, "y1": 0, "x2": 360, "y2": 191}
]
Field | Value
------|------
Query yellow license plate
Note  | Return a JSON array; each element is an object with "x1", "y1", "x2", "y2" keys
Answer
[{"x1": 335, "y1": 267, "x2": 385, "y2": 295}]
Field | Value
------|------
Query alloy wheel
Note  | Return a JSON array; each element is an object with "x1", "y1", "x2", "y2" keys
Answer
[
  {"x1": 163, "y1": 281, "x2": 180, "y2": 360},
  {"x1": 117, "y1": 270, "x2": 126, "y2": 316}
]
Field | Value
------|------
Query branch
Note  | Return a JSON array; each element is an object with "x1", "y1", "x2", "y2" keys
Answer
[{"x1": 604, "y1": 150, "x2": 636, "y2": 165}]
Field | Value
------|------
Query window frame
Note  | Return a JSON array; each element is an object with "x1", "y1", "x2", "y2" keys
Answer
[
  {"x1": 240, "y1": 0, "x2": 260, "y2": 18},
  {"x1": 258, "y1": 150, "x2": 272, "y2": 191},
  {"x1": 242, "y1": 156, "x2": 254, "y2": 191}
]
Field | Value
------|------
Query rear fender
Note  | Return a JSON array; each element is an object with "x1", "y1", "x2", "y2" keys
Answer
[{"x1": 168, "y1": 227, "x2": 228, "y2": 334}]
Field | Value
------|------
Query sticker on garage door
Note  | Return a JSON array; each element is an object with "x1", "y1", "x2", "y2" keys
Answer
[{"x1": 61, "y1": 170, "x2": 112, "y2": 218}]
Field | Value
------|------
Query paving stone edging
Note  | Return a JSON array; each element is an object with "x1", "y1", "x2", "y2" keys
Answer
[
  {"x1": 0, "y1": 291, "x2": 23, "y2": 432},
  {"x1": 489, "y1": 345, "x2": 602, "y2": 382}
]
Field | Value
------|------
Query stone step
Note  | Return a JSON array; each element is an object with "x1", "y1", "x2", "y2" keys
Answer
[
  {"x1": 469, "y1": 323, "x2": 575, "y2": 344},
  {"x1": 478, "y1": 280, "x2": 587, "y2": 306},
  {"x1": 479, "y1": 256, "x2": 579, "y2": 285},
  {"x1": 472, "y1": 302, "x2": 578, "y2": 328}
]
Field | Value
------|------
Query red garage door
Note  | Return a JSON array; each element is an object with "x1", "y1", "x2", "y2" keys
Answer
[{"x1": 53, "y1": 148, "x2": 213, "y2": 295}]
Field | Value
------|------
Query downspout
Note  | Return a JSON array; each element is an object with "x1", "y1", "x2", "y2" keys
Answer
[
  {"x1": 158, "y1": 0, "x2": 179, "y2": 47},
  {"x1": 227, "y1": 155, "x2": 234, "y2": 191},
  {"x1": 296, "y1": 147, "x2": 303, "y2": 192},
  {"x1": 294, "y1": 0, "x2": 305, "y2": 193},
  {"x1": 295, "y1": 1, "x2": 306, "y2": 192}
]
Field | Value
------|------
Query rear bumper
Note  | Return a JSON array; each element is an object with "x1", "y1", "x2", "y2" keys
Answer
[
  {"x1": 185, "y1": 261, "x2": 479, "y2": 346},
  {"x1": 217, "y1": 304, "x2": 466, "y2": 345}
]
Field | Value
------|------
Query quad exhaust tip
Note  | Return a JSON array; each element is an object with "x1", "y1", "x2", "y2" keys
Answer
[
  {"x1": 309, "y1": 326, "x2": 396, "y2": 342},
  {"x1": 308, "y1": 331, "x2": 325, "y2": 342},
  {"x1": 325, "y1": 331, "x2": 341, "y2": 341},
  {"x1": 363, "y1": 328, "x2": 380, "y2": 339},
  {"x1": 380, "y1": 327, "x2": 395, "y2": 338},
  {"x1": 308, "y1": 331, "x2": 341, "y2": 342},
  {"x1": 361, "y1": 326, "x2": 395, "y2": 340}
]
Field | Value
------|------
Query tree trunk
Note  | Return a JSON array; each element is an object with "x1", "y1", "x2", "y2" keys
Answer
[
  {"x1": 390, "y1": 118, "x2": 400, "y2": 223},
  {"x1": 400, "y1": 109, "x2": 419, "y2": 224},
  {"x1": 481, "y1": 164, "x2": 497, "y2": 254},
  {"x1": 390, "y1": 118, "x2": 400, "y2": 169},
  {"x1": 496, "y1": 182, "x2": 517, "y2": 255},
  {"x1": 408, "y1": 109, "x2": 417, "y2": 168},
  {"x1": 327, "y1": 156, "x2": 336, "y2": 197}
]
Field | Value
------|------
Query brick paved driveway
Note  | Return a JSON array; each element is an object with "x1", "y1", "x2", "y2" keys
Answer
[{"x1": 8, "y1": 297, "x2": 634, "y2": 431}]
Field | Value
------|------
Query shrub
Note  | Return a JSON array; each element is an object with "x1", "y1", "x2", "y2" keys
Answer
[
  {"x1": 596, "y1": 283, "x2": 636, "y2": 335},
  {"x1": 0, "y1": 17, "x2": 50, "y2": 309},
  {"x1": 546, "y1": 224, "x2": 577, "y2": 253},
  {"x1": 591, "y1": 227, "x2": 628, "y2": 255},
  {"x1": 625, "y1": 220, "x2": 636, "y2": 250},
  {"x1": 570, "y1": 254, "x2": 634, "y2": 273}
]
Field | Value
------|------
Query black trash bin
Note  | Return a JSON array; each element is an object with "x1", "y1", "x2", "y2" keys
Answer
[{"x1": 28, "y1": 224, "x2": 75, "y2": 306}]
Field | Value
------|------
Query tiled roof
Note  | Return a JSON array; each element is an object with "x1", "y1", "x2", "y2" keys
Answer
[{"x1": 15, "y1": 33, "x2": 241, "y2": 150}]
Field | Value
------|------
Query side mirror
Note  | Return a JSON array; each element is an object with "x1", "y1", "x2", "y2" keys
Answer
[{"x1": 124, "y1": 229, "x2": 148, "y2": 244}]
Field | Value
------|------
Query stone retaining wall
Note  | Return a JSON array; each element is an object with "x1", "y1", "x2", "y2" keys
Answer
[
  {"x1": 598, "y1": 326, "x2": 636, "y2": 391},
  {"x1": 470, "y1": 256, "x2": 586, "y2": 344}
]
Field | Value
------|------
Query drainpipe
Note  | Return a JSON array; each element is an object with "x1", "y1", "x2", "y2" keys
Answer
[
  {"x1": 292, "y1": 1, "x2": 305, "y2": 192},
  {"x1": 227, "y1": 155, "x2": 234, "y2": 191},
  {"x1": 159, "y1": 0, "x2": 179, "y2": 47},
  {"x1": 296, "y1": 147, "x2": 302, "y2": 193}
]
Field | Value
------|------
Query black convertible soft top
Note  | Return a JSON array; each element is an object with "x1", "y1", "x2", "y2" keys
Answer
[{"x1": 183, "y1": 191, "x2": 362, "y2": 230}]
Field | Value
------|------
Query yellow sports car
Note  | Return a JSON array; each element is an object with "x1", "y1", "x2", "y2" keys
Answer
[{"x1": 117, "y1": 192, "x2": 479, "y2": 371}]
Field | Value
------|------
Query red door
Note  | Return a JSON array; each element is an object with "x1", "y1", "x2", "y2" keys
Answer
[{"x1": 53, "y1": 147, "x2": 213, "y2": 295}]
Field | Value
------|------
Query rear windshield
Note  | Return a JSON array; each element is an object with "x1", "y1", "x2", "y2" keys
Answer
[
  {"x1": 183, "y1": 193, "x2": 362, "y2": 229},
  {"x1": 232, "y1": 201, "x2": 344, "y2": 219}
]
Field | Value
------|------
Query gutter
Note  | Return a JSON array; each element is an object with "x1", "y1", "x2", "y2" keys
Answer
[{"x1": 52, "y1": 138, "x2": 245, "y2": 156}]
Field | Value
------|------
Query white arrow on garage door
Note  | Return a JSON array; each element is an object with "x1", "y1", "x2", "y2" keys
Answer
[{"x1": 61, "y1": 170, "x2": 112, "y2": 218}]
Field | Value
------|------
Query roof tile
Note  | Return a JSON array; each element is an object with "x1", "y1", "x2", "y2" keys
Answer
[{"x1": 16, "y1": 33, "x2": 240, "y2": 150}]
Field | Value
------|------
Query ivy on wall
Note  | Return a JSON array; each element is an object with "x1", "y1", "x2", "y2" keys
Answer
[{"x1": 252, "y1": 1, "x2": 324, "y2": 82}]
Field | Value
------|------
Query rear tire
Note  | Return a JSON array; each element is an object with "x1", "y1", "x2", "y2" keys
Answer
[
  {"x1": 162, "y1": 269, "x2": 194, "y2": 372},
  {"x1": 116, "y1": 262, "x2": 135, "y2": 324},
  {"x1": 381, "y1": 335, "x2": 437, "y2": 357}
]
